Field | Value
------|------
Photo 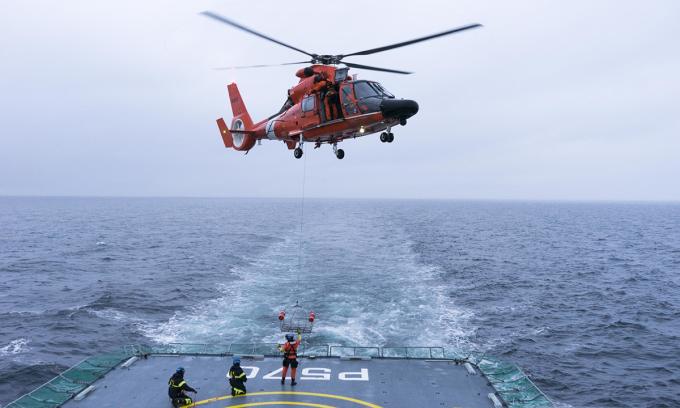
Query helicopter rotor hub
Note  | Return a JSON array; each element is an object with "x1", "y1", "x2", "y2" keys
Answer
[{"x1": 313, "y1": 55, "x2": 340, "y2": 65}]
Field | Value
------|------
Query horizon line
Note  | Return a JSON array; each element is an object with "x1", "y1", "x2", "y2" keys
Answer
[{"x1": 1, "y1": 195, "x2": 679, "y2": 204}]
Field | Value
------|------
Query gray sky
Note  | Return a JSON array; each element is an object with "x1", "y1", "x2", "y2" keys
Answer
[{"x1": 1, "y1": 0, "x2": 678, "y2": 200}]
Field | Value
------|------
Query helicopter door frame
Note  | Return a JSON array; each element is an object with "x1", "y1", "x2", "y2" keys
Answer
[
  {"x1": 340, "y1": 83, "x2": 359, "y2": 118},
  {"x1": 300, "y1": 94, "x2": 321, "y2": 128}
]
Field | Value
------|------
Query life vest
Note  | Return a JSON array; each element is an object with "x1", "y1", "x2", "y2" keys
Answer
[
  {"x1": 283, "y1": 340, "x2": 299, "y2": 359},
  {"x1": 168, "y1": 376, "x2": 186, "y2": 398},
  {"x1": 326, "y1": 87, "x2": 339, "y2": 102}
]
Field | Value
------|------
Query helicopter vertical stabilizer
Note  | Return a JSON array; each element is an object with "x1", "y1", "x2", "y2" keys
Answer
[
  {"x1": 227, "y1": 83, "x2": 254, "y2": 130},
  {"x1": 216, "y1": 118, "x2": 233, "y2": 148}
]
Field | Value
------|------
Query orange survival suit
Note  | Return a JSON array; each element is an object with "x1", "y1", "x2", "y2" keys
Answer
[
  {"x1": 278, "y1": 329, "x2": 301, "y2": 385},
  {"x1": 311, "y1": 73, "x2": 339, "y2": 121}
]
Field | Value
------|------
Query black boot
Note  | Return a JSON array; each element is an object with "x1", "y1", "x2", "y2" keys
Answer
[
  {"x1": 281, "y1": 378, "x2": 285, "y2": 385},
  {"x1": 291, "y1": 379, "x2": 297, "y2": 386}
]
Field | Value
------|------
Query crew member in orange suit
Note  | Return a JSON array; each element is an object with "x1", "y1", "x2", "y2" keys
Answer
[
  {"x1": 311, "y1": 73, "x2": 338, "y2": 120},
  {"x1": 324, "y1": 85, "x2": 339, "y2": 120},
  {"x1": 278, "y1": 329, "x2": 301, "y2": 385},
  {"x1": 311, "y1": 73, "x2": 328, "y2": 94}
]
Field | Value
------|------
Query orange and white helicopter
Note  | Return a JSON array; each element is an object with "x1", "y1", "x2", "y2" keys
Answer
[{"x1": 202, "y1": 12, "x2": 481, "y2": 159}]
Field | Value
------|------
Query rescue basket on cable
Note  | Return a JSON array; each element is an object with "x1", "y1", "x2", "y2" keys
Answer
[{"x1": 278, "y1": 303, "x2": 315, "y2": 333}]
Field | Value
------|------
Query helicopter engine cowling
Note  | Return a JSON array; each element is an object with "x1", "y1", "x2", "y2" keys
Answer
[
  {"x1": 288, "y1": 78, "x2": 313, "y2": 105},
  {"x1": 295, "y1": 67, "x2": 315, "y2": 78},
  {"x1": 289, "y1": 65, "x2": 337, "y2": 104}
]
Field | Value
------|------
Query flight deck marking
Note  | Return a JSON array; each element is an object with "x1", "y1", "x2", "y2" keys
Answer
[
  {"x1": 222, "y1": 403, "x2": 336, "y2": 408},
  {"x1": 180, "y1": 391, "x2": 382, "y2": 408},
  {"x1": 301, "y1": 368, "x2": 330, "y2": 380},
  {"x1": 249, "y1": 367, "x2": 368, "y2": 381}
]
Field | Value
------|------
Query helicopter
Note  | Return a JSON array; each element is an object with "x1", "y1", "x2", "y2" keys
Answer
[{"x1": 202, "y1": 11, "x2": 481, "y2": 159}]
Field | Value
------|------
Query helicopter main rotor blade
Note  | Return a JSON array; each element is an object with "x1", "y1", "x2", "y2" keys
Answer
[
  {"x1": 343, "y1": 62, "x2": 412, "y2": 75},
  {"x1": 341, "y1": 23, "x2": 482, "y2": 58},
  {"x1": 200, "y1": 11, "x2": 317, "y2": 59},
  {"x1": 214, "y1": 61, "x2": 312, "y2": 70}
]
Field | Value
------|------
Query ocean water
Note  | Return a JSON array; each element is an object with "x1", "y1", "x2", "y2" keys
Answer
[{"x1": 0, "y1": 197, "x2": 679, "y2": 407}]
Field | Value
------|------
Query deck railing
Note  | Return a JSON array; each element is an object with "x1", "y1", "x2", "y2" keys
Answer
[{"x1": 140, "y1": 343, "x2": 460, "y2": 359}]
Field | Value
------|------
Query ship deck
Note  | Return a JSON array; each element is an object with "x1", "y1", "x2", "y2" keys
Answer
[
  {"x1": 6, "y1": 344, "x2": 553, "y2": 408},
  {"x1": 61, "y1": 355, "x2": 493, "y2": 408}
]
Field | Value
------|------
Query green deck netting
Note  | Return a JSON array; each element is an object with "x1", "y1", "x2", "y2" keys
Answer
[
  {"x1": 501, "y1": 385, "x2": 543, "y2": 402},
  {"x1": 478, "y1": 356, "x2": 518, "y2": 374},
  {"x1": 61, "y1": 365, "x2": 105, "y2": 384},
  {"x1": 8, "y1": 395, "x2": 60, "y2": 408},
  {"x1": 6, "y1": 347, "x2": 134, "y2": 408},
  {"x1": 443, "y1": 349, "x2": 470, "y2": 361},
  {"x1": 486, "y1": 368, "x2": 526, "y2": 383},
  {"x1": 470, "y1": 353, "x2": 553, "y2": 408},
  {"x1": 506, "y1": 395, "x2": 553, "y2": 408},
  {"x1": 490, "y1": 376, "x2": 533, "y2": 392}
]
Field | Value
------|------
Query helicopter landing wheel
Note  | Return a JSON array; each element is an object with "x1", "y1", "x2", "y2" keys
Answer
[
  {"x1": 387, "y1": 133, "x2": 394, "y2": 143},
  {"x1": 336, "y1": 149, "x2": 345, "y2": 160},
  {"x1": 380, "y1": 132, "x2": 388, "y2": 143},
  {"x1": 294, "y1": 147, "x2": 303, "y2": 159}
]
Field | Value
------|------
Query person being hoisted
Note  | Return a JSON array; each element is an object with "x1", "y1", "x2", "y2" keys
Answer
[
  {"x1": 278, "y1": 328, "x2": 301, "y2": 385},
  {"x1": 168, "y1": 367, "x2": 197, "y2": 407},
  {"x1": 229, "y1": 358, "x2": 247, "y2": 396}
]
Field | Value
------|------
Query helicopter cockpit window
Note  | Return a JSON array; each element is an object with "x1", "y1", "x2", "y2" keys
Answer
[
  {"x1": 371, "y1": 82, "x2": 395, "y2": 98},
  {"x1": 353, "y1": 81, "x2": 380, "y2": 100},
  {"x1": 301, "y1": 96, "x2": 315, "y2": 112},
  {"x1": 282, "y1": 98, "x2": 294, "y2": 111}
]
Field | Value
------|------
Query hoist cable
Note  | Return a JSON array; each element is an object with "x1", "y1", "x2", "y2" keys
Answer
[{"x1": 297, "y1": 143, "x2": 307, "y2": 305}]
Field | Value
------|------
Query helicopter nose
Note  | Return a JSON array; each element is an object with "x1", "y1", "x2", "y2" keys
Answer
[{"x1": 380, "y1": 99, "x2": 419, "y2": 120}]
